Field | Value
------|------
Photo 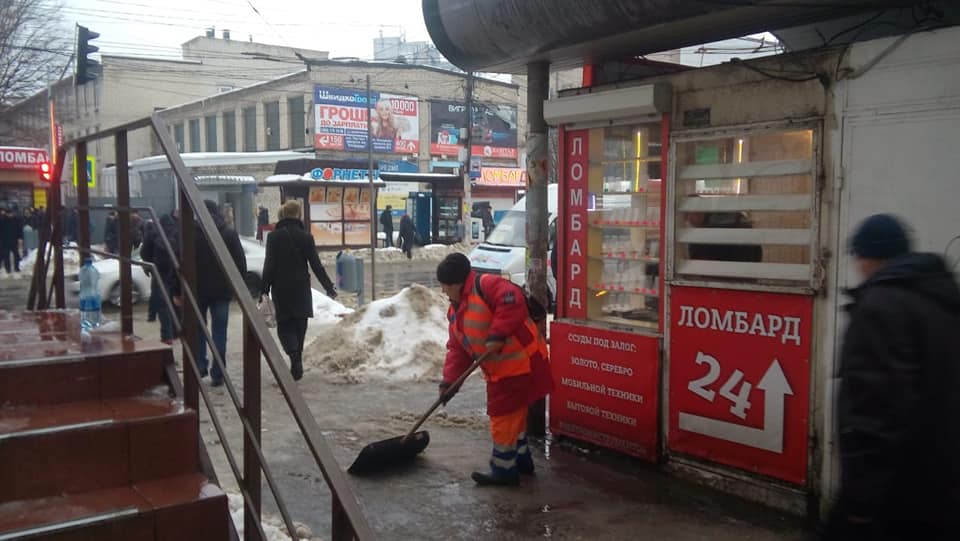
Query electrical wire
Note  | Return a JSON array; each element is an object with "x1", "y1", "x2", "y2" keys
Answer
[{"x1": 727, "y1": 58, "x2": 822, "y2": 82}]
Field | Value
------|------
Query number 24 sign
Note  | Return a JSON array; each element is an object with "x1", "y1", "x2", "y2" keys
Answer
[{"x1": 669, "y1": 286, "x2": 811, "y2": 485}]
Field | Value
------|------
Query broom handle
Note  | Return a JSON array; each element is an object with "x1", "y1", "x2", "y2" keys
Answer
[{"x1": 403, "y1": 350, "x2": 492, "y2": 442}]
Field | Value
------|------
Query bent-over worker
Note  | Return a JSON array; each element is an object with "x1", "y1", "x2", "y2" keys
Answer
[{"x1": 436, "y1": 253, "x2": 553, "y2": 486}]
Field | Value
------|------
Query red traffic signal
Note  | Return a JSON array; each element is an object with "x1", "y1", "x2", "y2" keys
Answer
[{"x1": 39, "y1": 162, "x2": 52, "y2": 182}]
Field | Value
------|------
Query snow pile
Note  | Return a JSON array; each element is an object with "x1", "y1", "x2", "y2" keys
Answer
[
  {"x1": 309, "y1": 288, "x2": 354, "y2": 325},
  {"x1": 303, "y1": 284, "x2": 450, "y2": 382},
  {"x1": 20, "y1": 244, "x2": 86, "y2": 276},
  {"x1": 228, "y1": 493, "x2": 314, "y2": 540},
  {"x1": 318, "y1": 243, "x2": 470, "y2": 265}
]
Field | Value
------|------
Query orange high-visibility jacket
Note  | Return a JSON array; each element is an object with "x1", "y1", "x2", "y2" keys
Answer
[{"x1": 443, "y1": 272, "x2": 553, "y2": 415}]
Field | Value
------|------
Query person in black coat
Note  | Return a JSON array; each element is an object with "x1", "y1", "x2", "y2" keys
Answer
[
  {"x1": 822, "y1": 214, "x2": 960, "y2": 541},
  {"x1": 379, "y1": 205, "x2": 394, "y2": 247},
  {"x1": 104, "y1": 211, "x2": 119, "y2": 253},
  {"x1": 398, "y1": 213, "x2": 416, "y2": 259},
  {"x1": 141, "y1": 213, "x2": 179, "y2": 343},
  {"x1": 171, "y1": 200, "x2": 246, "y2": 386},
  {"x1": 260, "y1": 200, "x2": 336, "y2": 381},
  {"x1": 0, "y1": 208, "x2": 23, "y2": 276}
]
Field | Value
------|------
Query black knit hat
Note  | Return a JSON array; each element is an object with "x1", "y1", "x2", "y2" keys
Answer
[
  {"x1": 436, "y1": 253, "x2": 472, "y2": 285},
  {"x1": 850, "y1": 213, "x2": 910, "y2": 259}
]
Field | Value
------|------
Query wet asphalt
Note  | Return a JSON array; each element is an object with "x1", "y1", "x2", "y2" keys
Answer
[{"x1": 1, "y1": 266, "x2": 811, "y2": 540}]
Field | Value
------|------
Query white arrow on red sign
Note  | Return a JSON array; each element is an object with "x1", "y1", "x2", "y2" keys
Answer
[{"x1": 678, "y1": 359, "x2": 793, "y2": 453}]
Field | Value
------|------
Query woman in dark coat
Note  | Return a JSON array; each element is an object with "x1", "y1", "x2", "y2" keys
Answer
[{"x1": 260, "y1": 200, "x2": 336, "y2": 381}]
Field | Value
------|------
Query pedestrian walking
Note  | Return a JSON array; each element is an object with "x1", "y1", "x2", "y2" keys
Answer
[
  {"x1": 141, "y1": 213, "x2": 179, "y2": 344},
  {"x1": 0, "y1": 208, "x2": 23, "y2": 278},
  {"x1": 260, "y1": 200, "x2": 337, "y2": 381},
  {"x1": 399, "y1": 213, "x2": 416, "y2": 259},
  {"x1": 64, "y1": 208, "x2": 78, "y2": 244},
  {"x1": 821, "y1": 214, "x2": 960, "y2": 541},
  {"x1": 436, "y1": 253, "x2": 553, "y2": 486},
  {"x1": 103, "y1": 211, "x2": 119, "y2": 253},
  {"x1": 172, "y1": 200, "x2": 246, "y2": 387},
  {"x1": 256, "y1": 205, "x2": 269, "y2": 243},
  {"x1": 379, "y1": 205, "x2": 394, "y2": 247},
  {"x1": 480, "y1": 204, "x2": 495, "y2": 238}
]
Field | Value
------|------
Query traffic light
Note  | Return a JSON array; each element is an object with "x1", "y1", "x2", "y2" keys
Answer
[
  {"x1": 75, "y1": 24, "x2": 100, "y2": 86},
  {"x1": 39, "y1": 162, "x2": 52, "y2": 182}
]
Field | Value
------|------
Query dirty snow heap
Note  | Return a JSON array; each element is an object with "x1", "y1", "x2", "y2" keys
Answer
[{"x1": 303, "y1": 284, "x2": 450, "y2": 382}]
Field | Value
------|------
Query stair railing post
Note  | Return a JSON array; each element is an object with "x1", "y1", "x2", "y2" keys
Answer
[
  {"x1": 242, "y1": 317, "x2": 263, "y2": 541},
  {"x1": 179, "y1": 197, "x2": 200, "y2": 414},
  {"x1": 76, "y1": 142, "x2": 91, "y2": 261},
  {"x1": 331, "y1": 494, "x2": 356, "y2": 541},
  {"x1": 52, "y1": 146, "x2": 67, "y2": 309},
  {"x1": 115, "y1": 131, "x2": 134, "y2": 335}
]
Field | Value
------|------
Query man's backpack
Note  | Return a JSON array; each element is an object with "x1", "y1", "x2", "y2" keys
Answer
[{"x1": 474, "y1": 274, "x2": 547, "y2": 323}]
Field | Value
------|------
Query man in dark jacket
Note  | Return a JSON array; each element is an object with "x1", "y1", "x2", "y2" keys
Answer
[
  {"x1": 823, "y1": 214, "x2": 960, "y2": 541},
  {"x1": 0, "y1": 208, "x2": 23, "y2": 276},
  {"x1": 398, "y1": 213, "x2": 416, "y2": 259},
  {"x1": 141, "y1": 214, "x2": 179, "y2": 343},
  {"x1": 173, "y1": 200, "x2": 247, "y2": 387},
  {"x1": 104, "y1": 211, "x2": 119, "y2": 253},
  {"x1": 261, "y1": 200, "x2": 336, "y2": 381},
  {"x1": 379, "y1": 205, "x2": 394, "y2": 247}
]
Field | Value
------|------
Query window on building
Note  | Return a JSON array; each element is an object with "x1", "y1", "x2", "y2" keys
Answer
[
  {"x1": 288, "y1": 95, "x2": 305, "y2": 149},
  {"x1": 173, "y1": 123, "x2": 185, "y2": 153},
  {"x1": 189, "y1": 118, "x2": 201, "y2": 152},
  {"x1": 205, "y1": 115, "x2": 217, "y2": 152},
  {"x1": 243, "y1": 106, "x2": 257, "y2": 151},
  {"x1": 223, "y1": 111, "x2": 236, "y2": 152},
  {"x1": 265, "y1": 101, "x2": 280, "y2": 150},
  {"x1": 671, "y1": 125, "x2": 818, "y2": 287}
]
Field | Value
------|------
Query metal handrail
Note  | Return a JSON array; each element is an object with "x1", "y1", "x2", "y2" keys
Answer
[{"x1": 29, "y1": 115, "x2": 374, "y2": 541}]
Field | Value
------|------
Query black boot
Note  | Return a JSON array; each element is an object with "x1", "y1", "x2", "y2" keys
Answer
[
  {"x1": 290, "y1": 352, "x2": 303, "y2": 381},
  {"x1": 517, "y1": 453, "x2": 535, "y2": 475},
  {"x1": 471, "y1": 470, "x2": 519, "y2": 486}
]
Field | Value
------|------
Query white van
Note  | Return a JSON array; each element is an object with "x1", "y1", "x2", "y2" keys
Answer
[{"x1": 468, "y1": 184, "x2": 558, "y2": 304}]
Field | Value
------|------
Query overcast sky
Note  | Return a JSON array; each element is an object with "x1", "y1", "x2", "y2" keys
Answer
[{"x1": 64, "y1": 0, "x2": 434, "y2": 60}]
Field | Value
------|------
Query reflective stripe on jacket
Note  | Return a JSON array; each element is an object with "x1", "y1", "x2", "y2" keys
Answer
[{"x1": 446, "y1": 273, "x2": 547, "y2": 383}]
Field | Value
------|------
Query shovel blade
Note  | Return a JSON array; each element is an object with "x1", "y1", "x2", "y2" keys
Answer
[{"x1": 348, "y1": 430, "x2": 431, "y2": 475}]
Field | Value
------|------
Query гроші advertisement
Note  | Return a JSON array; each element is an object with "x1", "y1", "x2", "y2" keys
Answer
[{"x1": 314, "y1": 86, "x2": 419, "y2": 154}]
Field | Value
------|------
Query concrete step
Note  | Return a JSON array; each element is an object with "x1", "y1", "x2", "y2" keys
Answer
[
  {"x1": 0, "y1": 407, "x2": 198, "y2": 503},
  {"x1": 0, "y1": 344, "x2": 171, "y2": 408},
  {"x1": 0, "y1": 474, "x2": 228, "y2": 541}
]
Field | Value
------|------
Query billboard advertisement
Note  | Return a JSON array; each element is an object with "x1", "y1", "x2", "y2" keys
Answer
[
  {"x1": 429, "y1": 100, "x2": 518, "y2": 160},
  {"x1": 314, "y1": 86, "x2": 419, "y2": 154}
]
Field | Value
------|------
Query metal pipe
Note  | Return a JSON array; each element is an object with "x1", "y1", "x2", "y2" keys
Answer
[
  {"x1": 115, "y1": 131, "x2": 133, "y2": 335},
  {"x1": 525, "y1": 61, "x2": 550, "y2": 437},
  {"x1": 76, "y1": 142, "x2": 90, "y2": 259},
  {"x1": 367, "y1": 74, "x2": 376, "y2": 301},
  {"x1": 243, "y1": 318, "x2": 263, "y2": 541}
]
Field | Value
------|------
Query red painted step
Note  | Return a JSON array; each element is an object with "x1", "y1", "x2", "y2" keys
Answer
[
  {"x1": 0, "y1": 405, "x2": 198, "y2": 504},
  {"x1": 0, "y1": 474, "x2": 228, "y2": 541},
  {"x1": 0, "y1": 346, "x2": 170, "y2": 407},
  {"x1": 0, "y1": 311, "x2": 230, "y2": 540}
]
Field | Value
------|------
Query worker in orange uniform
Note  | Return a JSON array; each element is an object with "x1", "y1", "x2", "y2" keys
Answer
[{"x1": 436, "y1": 253, "x2": 553, "y2": 486}]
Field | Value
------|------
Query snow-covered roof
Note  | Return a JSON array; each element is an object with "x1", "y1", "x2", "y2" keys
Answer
[{"x1": 109, "y1": 151, "x2": 312, "y2": 173}]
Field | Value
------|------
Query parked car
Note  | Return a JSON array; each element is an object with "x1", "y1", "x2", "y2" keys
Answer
[{"x1": 71, "y1": 237, "x2": 266, "y2": 305}]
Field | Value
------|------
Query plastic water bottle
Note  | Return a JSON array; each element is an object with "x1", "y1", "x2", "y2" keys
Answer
[{"x1": 79, "y1": 258, "x2": 101, "y2": 330}]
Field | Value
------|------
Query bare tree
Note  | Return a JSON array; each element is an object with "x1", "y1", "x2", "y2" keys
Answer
[{"x1": 0, "y1": 0, "x2": 71, "y2": 109}]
